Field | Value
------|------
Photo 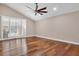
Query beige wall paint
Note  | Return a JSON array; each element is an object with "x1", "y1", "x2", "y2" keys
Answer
[
  {"x1": 26, "y1": 19, "x2": 36, "y2": 37},
  {"x1": 0, "y1": 4, "x2": 24, "y2": 17},
  {"x1": 36, "y1": 11, "x2": 79, "y2": 43}
]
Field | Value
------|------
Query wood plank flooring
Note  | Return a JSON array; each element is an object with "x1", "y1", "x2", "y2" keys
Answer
[
  {"x1": 26, "y1": 36, "x2": 79, "y2": 56},
  {"x1": 0, "y1": 39, "x2": 27, "y2": 56}
]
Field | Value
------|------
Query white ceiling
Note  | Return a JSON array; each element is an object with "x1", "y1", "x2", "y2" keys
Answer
[{"x1": 5, "y1": 3, "x2": 79, "y2": 21}]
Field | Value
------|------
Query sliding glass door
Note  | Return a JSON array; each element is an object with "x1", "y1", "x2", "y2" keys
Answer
[
  {"x1": 1, "y1": 16, "x2": 26, "y2": 39},
  {"x1": 2, "y1": 16, "x2": 10, "y2": 38}
]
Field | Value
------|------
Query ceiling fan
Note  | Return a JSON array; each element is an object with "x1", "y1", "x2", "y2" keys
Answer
[{"x1": 26, "y1": 3, "x2": 48, "y2": 15}]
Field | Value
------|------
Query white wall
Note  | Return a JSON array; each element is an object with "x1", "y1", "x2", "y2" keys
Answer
[
  {"x1": 36, "y1": 11, "x2": 79, "y2": 43},
  {"x1": 26, "y1": 19, "x2": 36, "y2": 37}
]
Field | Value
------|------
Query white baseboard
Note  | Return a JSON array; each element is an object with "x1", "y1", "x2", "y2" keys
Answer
[{"x1": 36, "y1": 35, "x2": 79, "y2": 45}]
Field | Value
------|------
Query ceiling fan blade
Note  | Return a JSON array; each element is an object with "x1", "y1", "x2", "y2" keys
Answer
[
  {"x1": 38, "y1": 7, "x2": 47, "y2": 11},
  {"x1": 35, "y1": 3, "x2": 38, "y2": 11},
  {"x1": 26, "y1": 5, "x2": 34, "y2": 11},
  {"x1": 35, "y1": 3, "x2": 38, "y2": 15},
  {"x1": 38, "y1": 11, "x2": 48, "y2": 13},
  {"x1": 39, "y1": 12, "x2": 43, "y2": 15}
]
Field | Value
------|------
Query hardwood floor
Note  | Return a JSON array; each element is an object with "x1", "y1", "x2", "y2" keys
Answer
[
  {"x1": 0, "y1": 38, "x2": 27, "y2": 56},
  {"x1": 27, "y1": 36, "x2": 79, "y2": 56}
]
